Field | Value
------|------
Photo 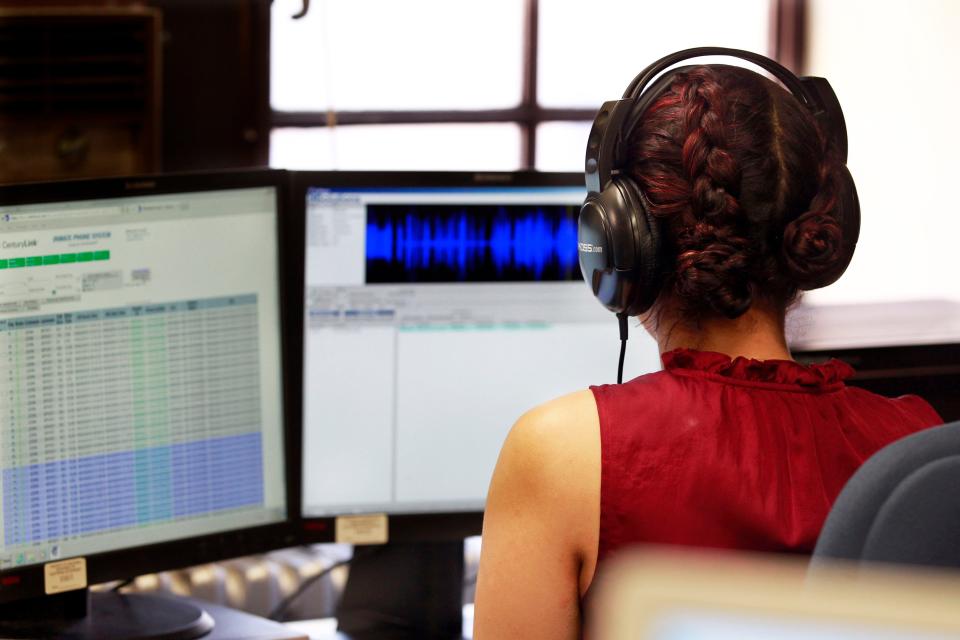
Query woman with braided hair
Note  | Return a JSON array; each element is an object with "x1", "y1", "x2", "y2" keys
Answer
[{"x1": 473, "y1": 62, "x2": 941, "y2": 639}]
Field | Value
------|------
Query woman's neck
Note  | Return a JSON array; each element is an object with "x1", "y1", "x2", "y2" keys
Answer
[{"x1": 650, "y1": 303, "x2": 792, "y2": 362}]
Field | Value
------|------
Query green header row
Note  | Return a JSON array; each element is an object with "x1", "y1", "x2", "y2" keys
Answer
[{"x1": 0, "y1": 251, "x2": 110, "y2": 269}]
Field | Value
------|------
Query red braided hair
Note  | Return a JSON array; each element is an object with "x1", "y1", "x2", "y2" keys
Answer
[{"x1": 626, "y1": 65, "x2": 848, "y2": 320}]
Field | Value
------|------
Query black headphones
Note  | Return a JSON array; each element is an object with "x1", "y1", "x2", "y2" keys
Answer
[{"x1": 577, "y1": 47, "x2": 861, "y2": 318}]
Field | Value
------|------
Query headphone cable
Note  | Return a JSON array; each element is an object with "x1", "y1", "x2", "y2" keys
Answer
[
  {"x1": 617, "y1": 313, "x2": 628, "y2": 384},
  {"x1": 268, "y1": 557, "x2": 353, "y2": 622}
]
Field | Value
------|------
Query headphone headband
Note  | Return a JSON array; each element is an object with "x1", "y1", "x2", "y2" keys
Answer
[
  {"x1": 586, "y1": 47, "x2": 846, "y2": 194},
  {"x1": 621, "y1": 47, "x2": 819, "y2": 109}
]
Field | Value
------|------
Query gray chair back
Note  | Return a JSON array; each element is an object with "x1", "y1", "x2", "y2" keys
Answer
[{"x1": 812, "y1": 421, "x2": 960, "y2": 569}]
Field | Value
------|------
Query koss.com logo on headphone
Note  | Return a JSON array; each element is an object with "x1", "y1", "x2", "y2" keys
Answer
[{"x1": 578, "y1": 242, "x2": 603, "y2": 254}]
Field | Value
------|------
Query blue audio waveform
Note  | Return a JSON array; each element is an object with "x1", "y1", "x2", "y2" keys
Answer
[{"x1": 365, "y1": 204, "x2": 581, "y2": 283}]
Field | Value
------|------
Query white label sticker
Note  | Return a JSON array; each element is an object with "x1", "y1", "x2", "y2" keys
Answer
[
  {"x1": 335, "y1": 514, "x2": 389, "y2": 545},
  {"x1": 44, "y1": 557, "x2": 87, "y2": 595}
]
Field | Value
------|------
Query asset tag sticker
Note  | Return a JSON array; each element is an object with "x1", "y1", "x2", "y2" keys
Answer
[
  {"x1": 335, "y1": 514, "x2": 389, "y2": 545},
  {"x1": 44, "y1": 557, "x2": 87, "y2": 595}
]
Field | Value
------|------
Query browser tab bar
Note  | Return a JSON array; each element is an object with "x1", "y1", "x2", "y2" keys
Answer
[{"x1": 0, "y1": 205, "x2": 125, "y2": 223}]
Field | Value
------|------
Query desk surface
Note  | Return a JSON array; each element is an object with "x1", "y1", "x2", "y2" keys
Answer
[
  {"x1": 184, "y1": 598, "x2": 308, "y2": 640},
  {"x1": 789, "y1": 300, "x2": 960, "y2": 350},
  {"x1": 282, "y1": 604, "x2": 475, "y2": 640}
]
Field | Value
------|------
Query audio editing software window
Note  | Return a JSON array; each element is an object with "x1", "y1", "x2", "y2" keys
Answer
[
  {"x1": 302, "y1": 186, "x2": 662, "y2": 516},
  {"x1": 0, "y1": 188, "x2": 286, "y2": 569}
]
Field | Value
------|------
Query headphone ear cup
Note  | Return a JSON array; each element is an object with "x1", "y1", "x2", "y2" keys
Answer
[
  {"x1": 578, "y1": 189, "x2": 621, "y2": 311},
  {"x1": 835, "y1": 164, "x2": 860, "y2": 258},
  {"x1": 615, "y1": 177, "x2": 665, "y2": 315},
  {"x1": 578, "y1": 176, "x2": 665, "y2": 315},
  {"x1": 799, "y1": 76, "x2": 849, "y2": 162}
]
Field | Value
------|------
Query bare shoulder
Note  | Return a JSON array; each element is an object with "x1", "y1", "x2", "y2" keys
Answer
[
  {"x1": 488, "y1": 389, "x2": 601, "y2": 579},
  {"x1": 499, "y1": 389, "x2": 600, "y2": 487},
  {"x1": 476, "y1": 390, "x2": 602, "y2": 637},
  {"x1": 511, "y1": 389, "x2": 600, "y2": 447}
]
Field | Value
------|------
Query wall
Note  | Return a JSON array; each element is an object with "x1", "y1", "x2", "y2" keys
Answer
[{"x1": 805, "y1": 0, "x2": 960, "y2": 305}]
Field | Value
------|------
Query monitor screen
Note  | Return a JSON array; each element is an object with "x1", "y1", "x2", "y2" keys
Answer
[
  {"x1": 0, "y1": 184, "x2": 287, "y2": 570},
  {"x1": 301, "y1": 177, "x2": 662, "y2": 518}
]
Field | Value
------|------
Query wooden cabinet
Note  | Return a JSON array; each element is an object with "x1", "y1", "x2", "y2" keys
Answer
[
  {"x1": 0, "y1": 0, "x2": 271, "y2": 183},
  {"x1": 151, "y1": 0, "x2": 270, "y2": 172},
  {"x1": 0, "y1": 6, "x2": 161, "y2": 183}
]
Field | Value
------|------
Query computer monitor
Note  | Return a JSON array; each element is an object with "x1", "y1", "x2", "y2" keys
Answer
[
  {"x1": 0, "y1": 171, "x2": 295, "y2": 637},
  {"x1": 293, "y1": 171, "x2": 663, "y2": 540}
]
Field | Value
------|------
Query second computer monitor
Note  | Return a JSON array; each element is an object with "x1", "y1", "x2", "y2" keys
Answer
[
  {"x1": 299, "y1": 172, "x2": 662, "y2": 524},
  {"x1": 0, "y1": 171, "x2": 291, "y2": 602}
]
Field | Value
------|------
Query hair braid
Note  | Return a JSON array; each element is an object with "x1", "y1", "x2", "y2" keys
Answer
[{"x1": 634, "y1": 67, "x2": 756, "y2": 319}]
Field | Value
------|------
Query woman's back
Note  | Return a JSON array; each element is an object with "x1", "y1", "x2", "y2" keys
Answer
[
  {"x1": 592, "y1": 348, "x2": 942, "y2": 562},
  {"x1": 474, "y1": 52, "x2": 941, "y2": 640}
]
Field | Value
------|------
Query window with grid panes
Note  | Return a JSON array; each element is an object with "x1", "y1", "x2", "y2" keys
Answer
[{"x1": 270, "y1": 0, "x2": 777, "y2": 171}]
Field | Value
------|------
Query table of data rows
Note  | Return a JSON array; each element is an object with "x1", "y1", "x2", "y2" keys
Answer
[{"x1": 0, "y1": 294, "x2": 265, "y2": 546}]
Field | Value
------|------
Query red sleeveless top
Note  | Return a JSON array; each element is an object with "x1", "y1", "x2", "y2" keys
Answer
[{"x1": 590, "y1": 349, "x2": 942, "y2": 562}]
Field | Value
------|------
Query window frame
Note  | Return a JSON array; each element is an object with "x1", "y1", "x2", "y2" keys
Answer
[{"x1": 269, "y1": 0, "x2": 806, "y2": 169}]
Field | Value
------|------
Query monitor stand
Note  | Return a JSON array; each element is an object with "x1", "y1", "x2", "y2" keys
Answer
[
  {"x1": 337, "y1": 541, "x2": 465, "y2": 640},
  {"x1": 0, "y1": 588, "x2": 214, "y2": 640}
]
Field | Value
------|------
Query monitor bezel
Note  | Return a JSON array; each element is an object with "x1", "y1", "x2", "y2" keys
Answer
[
  {"x1": 289, "y1": 170, "x2": 584, "y2": 543},
  {"x1": 0, "y1": 169, "x2": 300, "y2": 603}
]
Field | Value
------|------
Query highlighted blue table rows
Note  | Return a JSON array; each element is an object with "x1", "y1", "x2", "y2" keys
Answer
[{"x1": 2, "y1": 432, "x2": 264, "y2": 546}]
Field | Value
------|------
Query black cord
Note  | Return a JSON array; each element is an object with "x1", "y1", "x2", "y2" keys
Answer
[
  {"x1": 268, "y1": 558, "x2": 352, "y2": 622},
  {"x1": 617, "y1": 313, "x2": 628, "y2": 384},
  {"x1": 291, "y1": 0, "x2": 311, "y2": 19},
  {"x1": 111, "y1": 577, "x2": 134, "y2": 592}
]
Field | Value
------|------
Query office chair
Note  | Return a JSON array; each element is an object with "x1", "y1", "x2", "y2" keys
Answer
[{"x1": 812, "y1": 421, "x2": 960, "y2": 569}]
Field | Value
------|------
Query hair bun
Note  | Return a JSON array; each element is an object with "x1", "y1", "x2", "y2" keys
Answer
[
  {"x1": 675, "y1": 223, "x2": 754, "y2": 319},
  {"x1": 781, "y1": 210, "x2": 844, "y2": 287}
]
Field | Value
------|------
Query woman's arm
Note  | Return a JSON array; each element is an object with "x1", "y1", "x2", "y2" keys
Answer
[{"x1": 473, "y1": 390, "x2": 600, "y2": 640}]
